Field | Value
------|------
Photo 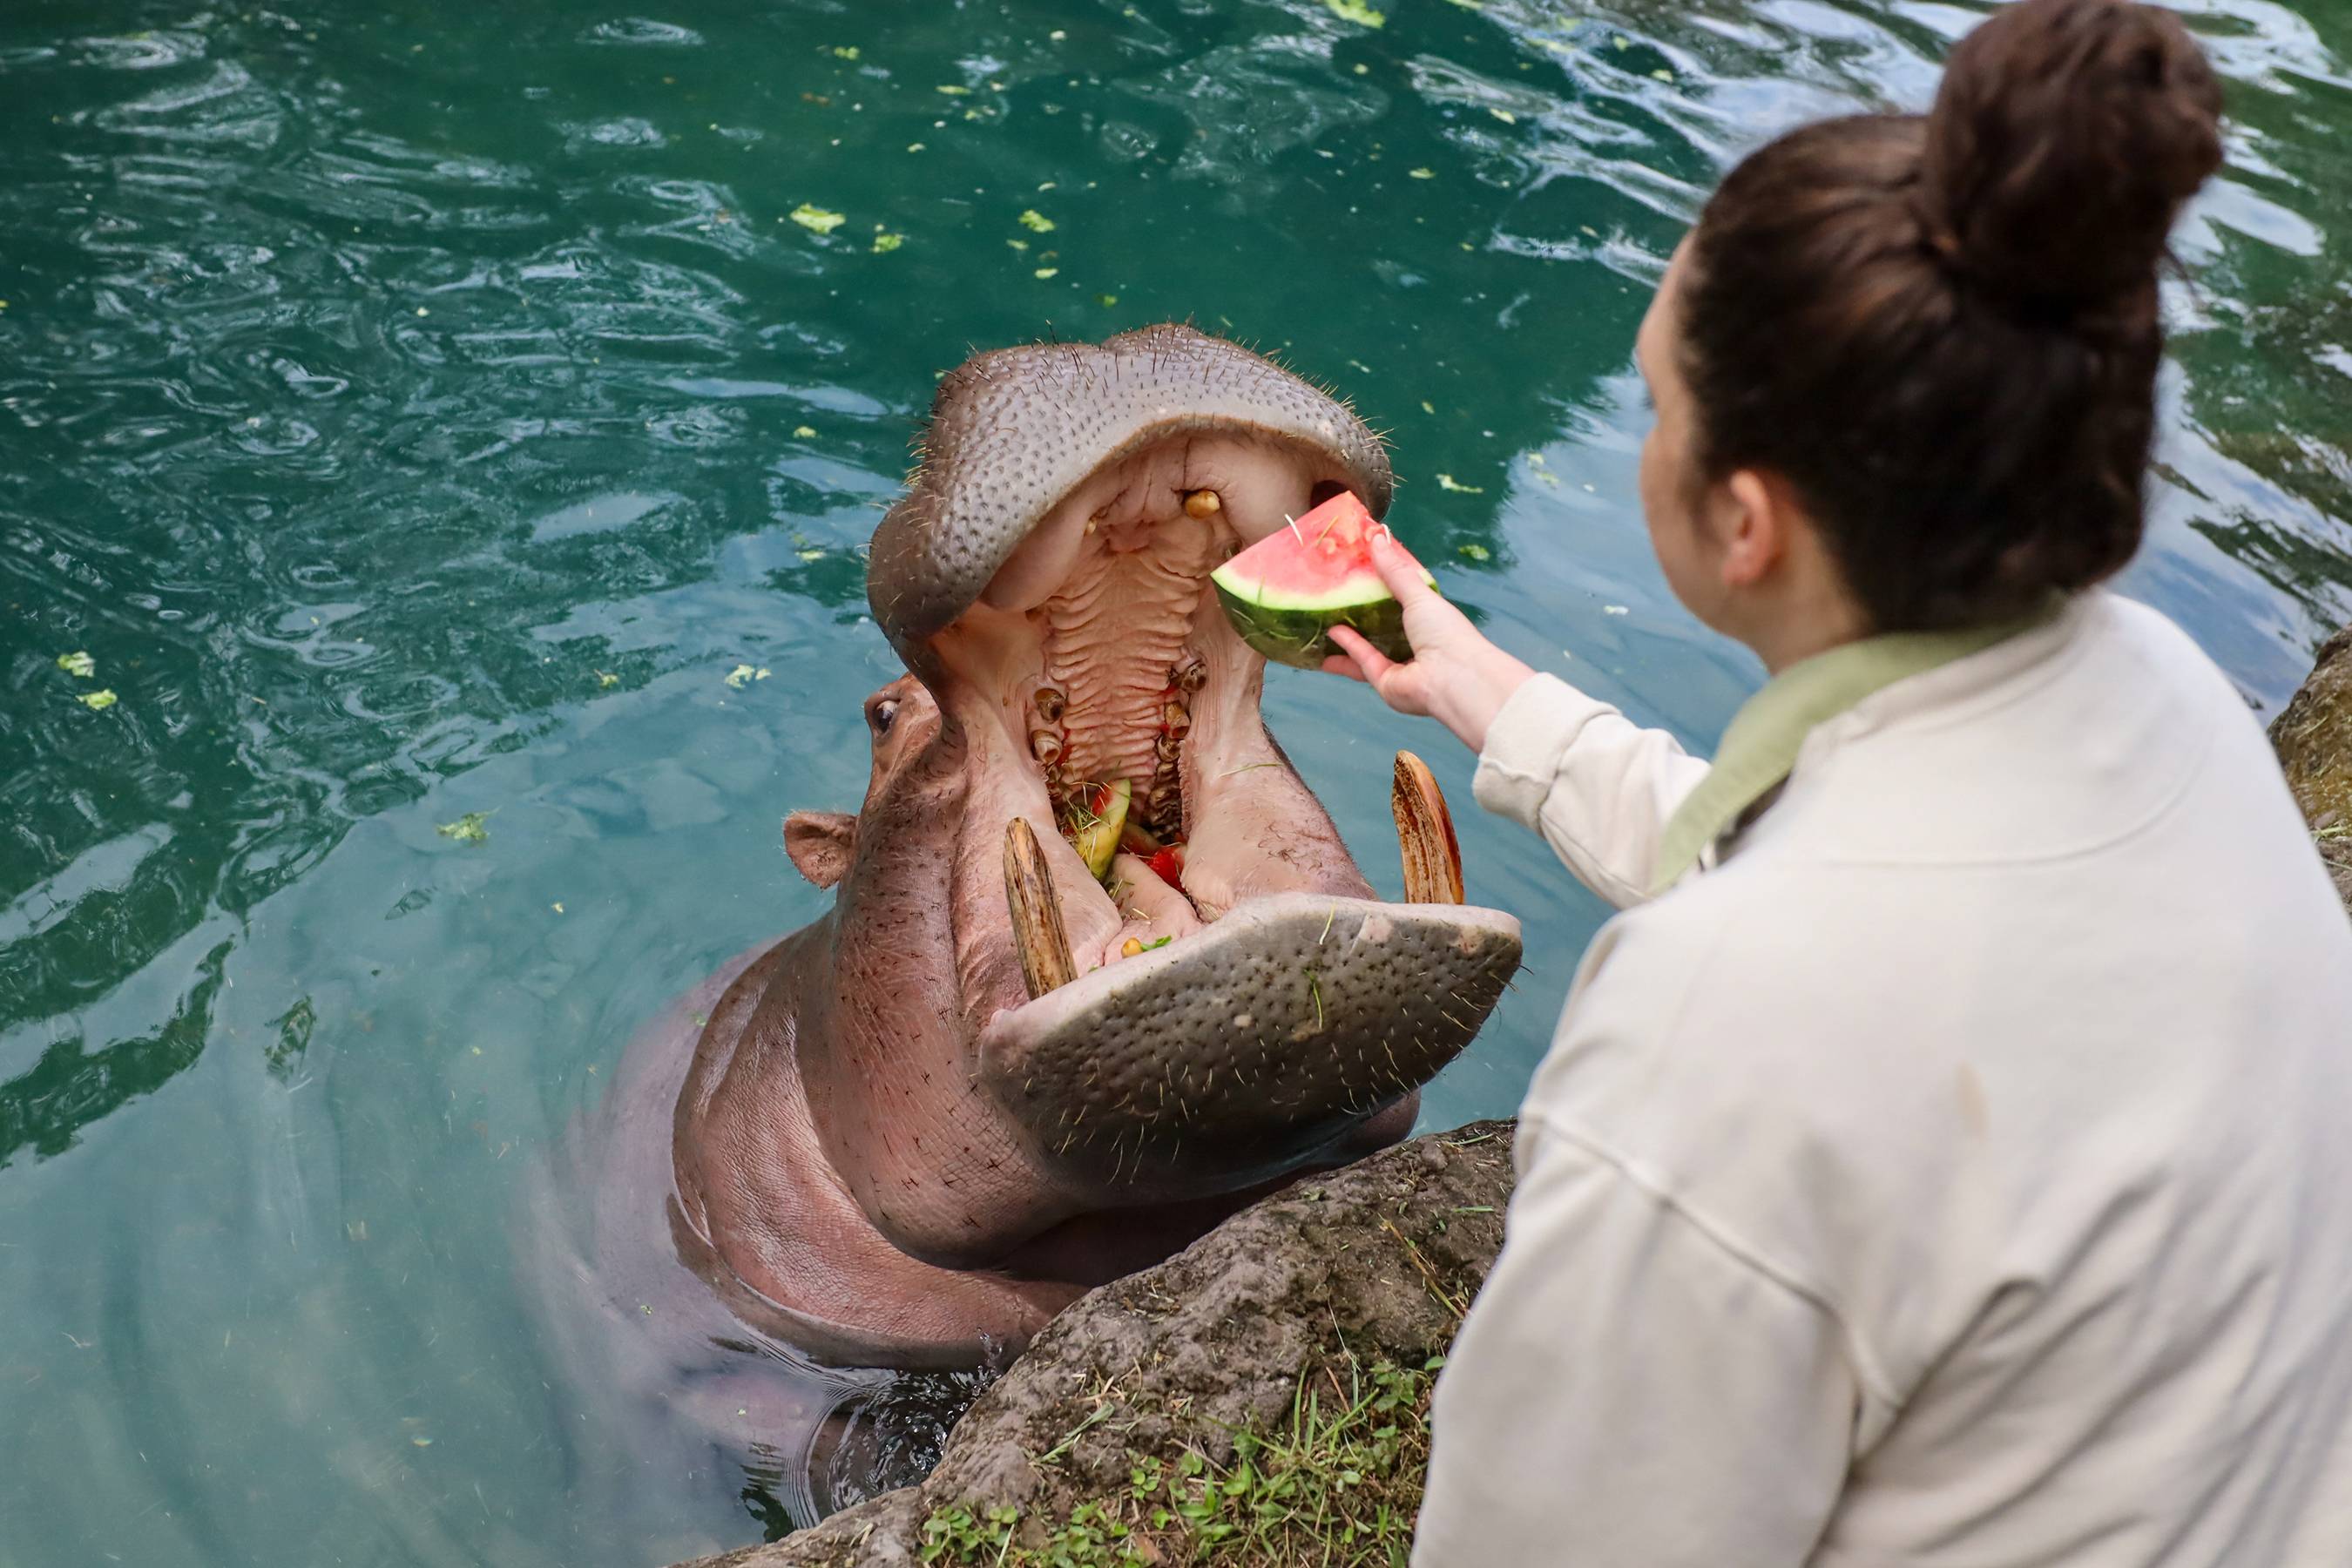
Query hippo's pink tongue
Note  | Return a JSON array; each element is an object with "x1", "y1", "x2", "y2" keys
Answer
[{"x1": 974, "y1": 891, "x2": 1518, "y2": 1198}]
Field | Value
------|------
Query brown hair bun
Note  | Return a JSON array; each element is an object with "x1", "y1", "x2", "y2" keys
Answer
[{"x1": 1920, "y1": 0, "x2": 2223, "y2": 321}]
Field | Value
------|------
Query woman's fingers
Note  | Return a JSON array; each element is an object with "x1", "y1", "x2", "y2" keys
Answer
[
  {"x1": 1326, "y1": 625, "x2": 1395, "y2": 685},
  {"x1": 1321, "y1": 651, "x2": 1369, "y2": 683},
  {"x1": 1370, "y1": 528, "x2": 1482, "y2": 648},
  {"x1": 1368, "y1": 528, "x2": 1440, "y2": 604}
]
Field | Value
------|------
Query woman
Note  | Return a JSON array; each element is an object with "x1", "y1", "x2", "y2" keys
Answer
[{"x1": 1326, "y1": 1, "x2": 2352, "y2": 1562}]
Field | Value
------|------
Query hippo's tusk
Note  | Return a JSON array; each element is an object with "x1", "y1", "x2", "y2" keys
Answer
[
  {"x1": 1004, "y1": 817, "x2": 1079, "y2": 997},
  {"x1": 1183, "y1": 489, "x2": 1222, "y2": 520},
  {"x1": 1391, "y1": 752, "x2": 1464, "y2": 905}
]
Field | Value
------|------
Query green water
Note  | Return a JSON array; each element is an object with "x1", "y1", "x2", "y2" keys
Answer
[{"x1": 3, "y1": 0, "x2": 2348, "y2": 1561}]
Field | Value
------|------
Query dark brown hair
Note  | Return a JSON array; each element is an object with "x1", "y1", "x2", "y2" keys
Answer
[{"x1": 1679, "y1": 0, "x2": 2224, "y2": 632}]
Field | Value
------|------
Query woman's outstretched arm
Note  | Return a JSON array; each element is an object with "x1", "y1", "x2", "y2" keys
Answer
[{"x1": 1325, "y1": 531, "x2": 1711, "y2": 908}]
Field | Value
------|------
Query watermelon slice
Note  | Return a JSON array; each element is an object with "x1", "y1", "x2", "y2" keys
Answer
[
  {"x1": 1069, "y1": 779, "x2": 1130, "y2": 883},
  {"x1": 1210, "y1": 490, "x2": 1436, "y2": 670}
]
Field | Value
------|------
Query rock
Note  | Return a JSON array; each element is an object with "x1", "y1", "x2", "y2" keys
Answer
[
  {"x1": 2271, "y1": 621, "x2": 2352, "y2": 912},
  {"x1": 680, "y1": 1122, "x2": 1517, "y2": 1568}
]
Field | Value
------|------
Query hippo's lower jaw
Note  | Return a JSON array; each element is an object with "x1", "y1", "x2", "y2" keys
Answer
[
  {"x1": 978, "y1": 893, "x2": 1521, "y2": 1196},
  {"x1": 917, "y1": 427, "x2": 1525, "y2": 1215}
]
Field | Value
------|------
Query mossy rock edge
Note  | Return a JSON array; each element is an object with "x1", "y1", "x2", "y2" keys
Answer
[
  {"x1": 2270, "y1": 620, "x2": 2352, "y2": 912},
  {"x1": 679, "y1": 1122, "x2": 1516, "y2": 1568}
]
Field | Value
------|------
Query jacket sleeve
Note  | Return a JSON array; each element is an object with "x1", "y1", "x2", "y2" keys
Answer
[
  {"x1": 1410, "y1": 1119, "x2": 1857, "y2": 1568},
  {"x1": 1471, "y1": 674, "x2": 1712, "y2": 909}
]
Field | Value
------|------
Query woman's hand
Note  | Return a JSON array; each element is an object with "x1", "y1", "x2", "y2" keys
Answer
[{"x1": 1323, "y1": 529, "x2": 1537, "y2": 755}]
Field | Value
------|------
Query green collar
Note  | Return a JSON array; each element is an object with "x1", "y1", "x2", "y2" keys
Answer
[{"x1": 1648, "y1": 610, "x2": 2054, "y2": 896}]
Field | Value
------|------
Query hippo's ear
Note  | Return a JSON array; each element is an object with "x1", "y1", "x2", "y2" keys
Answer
[{"x1": 784, "y1": 811, "x2": 857, "y2": 889}]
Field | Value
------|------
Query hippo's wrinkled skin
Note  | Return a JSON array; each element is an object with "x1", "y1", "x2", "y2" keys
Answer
[{"x1": 526, "y1": 327, "x2": 1522, "y2": 1533}]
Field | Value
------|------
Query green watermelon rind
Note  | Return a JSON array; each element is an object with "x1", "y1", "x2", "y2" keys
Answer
[{"x1": 1213, "y1": 577, "x2": 1425, "y2": 670}]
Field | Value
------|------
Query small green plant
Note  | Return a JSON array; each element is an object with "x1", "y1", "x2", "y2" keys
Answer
[
  {"x1": 1037, "y1": 1503, "x2": 1147, "y2": 1568},
  {"x1": 919, "y1": 1502, "x2": 1018, "y2": 1563}
]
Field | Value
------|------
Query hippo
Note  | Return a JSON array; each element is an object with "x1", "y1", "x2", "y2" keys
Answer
[{"x1": 524, "y1": 326, "x2": 1523, "y2": 1539}]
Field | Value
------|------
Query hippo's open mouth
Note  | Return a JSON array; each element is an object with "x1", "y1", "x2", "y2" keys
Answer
[{"x1": 866, "y1": 326, "x2": 1522, "y2": 1203}]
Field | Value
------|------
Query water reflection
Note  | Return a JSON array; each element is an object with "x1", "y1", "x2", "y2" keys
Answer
[{"x1": 2, "y1": 0, "x2": 2347, "y2": 1561}]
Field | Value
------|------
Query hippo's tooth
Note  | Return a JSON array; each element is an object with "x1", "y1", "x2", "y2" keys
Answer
[
  {"x1": 1034, "y1": 686, "x2": 1066, "y2": 723},
  {"x1": 1392, "y1": 751, "x2": 1464, "y2": 905},
  {"x1": 1173, "y1": 659, "x2": 1208, "y2": 694},
  {"x1": 1031, "y1": 727, "x2": 1064, "y2": 766},
  {"x1": 1162, "y1": 700, "x2": 1191, "y2": 737},
  {"x1": 1004, "y1": 816, "x2": 1078, "y2": 997},
  {"x1": 1183, "y1": 489, "x2": 1222, "y2": 520}
]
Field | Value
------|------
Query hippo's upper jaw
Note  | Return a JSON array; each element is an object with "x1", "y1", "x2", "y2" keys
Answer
[{"x1": 866, "y1": 327, "x2": 1523, "y2": 1220}]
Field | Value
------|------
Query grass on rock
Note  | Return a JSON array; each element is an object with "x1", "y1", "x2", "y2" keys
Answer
[{"x1": 916, "y1": 1352, "x2": 1440, "y2": 1568}]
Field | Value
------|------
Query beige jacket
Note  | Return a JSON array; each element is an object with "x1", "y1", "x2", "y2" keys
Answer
[{"x1": 1413, "y1": 592, "x2": 2352, "y2": 1566}]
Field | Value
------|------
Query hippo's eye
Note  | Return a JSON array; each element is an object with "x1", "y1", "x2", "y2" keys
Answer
[{"x1": 868, "y1": 699, "x2": 899, "y2": 737}]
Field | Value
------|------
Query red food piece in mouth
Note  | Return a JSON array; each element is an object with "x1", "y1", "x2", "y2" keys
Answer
[{"x1": 1146, "y1": 845, "x2": 1186, "y2": 889}]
